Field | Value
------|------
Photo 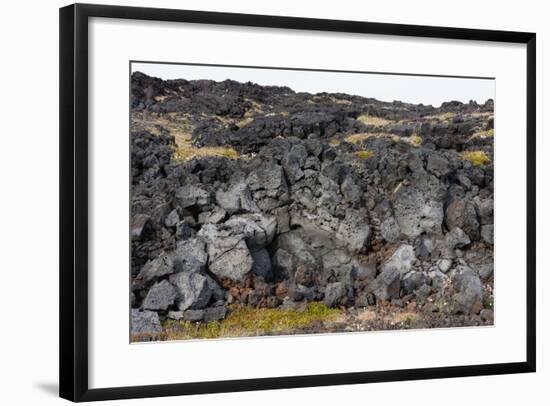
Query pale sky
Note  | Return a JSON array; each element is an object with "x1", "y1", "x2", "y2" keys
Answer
[{"x1": 131, "y1": 62, "x2": 494, "y2": 108}]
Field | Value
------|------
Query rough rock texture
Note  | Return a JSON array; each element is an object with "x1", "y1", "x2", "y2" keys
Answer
[
  {"x1": 131, "y1": 309, "x2": 163, "y2": 340},
  {"x1": 130, "y1": 72, "x2": 495, "y2": 336}
]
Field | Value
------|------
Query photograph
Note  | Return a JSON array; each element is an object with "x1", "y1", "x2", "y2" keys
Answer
[{"x1": 129, "y1": 62, "x2": 495, "y2": 342}]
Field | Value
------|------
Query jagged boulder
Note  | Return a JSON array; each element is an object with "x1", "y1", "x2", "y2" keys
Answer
[
  {"x1": 142, "y1": 280, "x2": 177, "y2": 311},
  {"x1": 169, "y1": 272, "x2": 213, "y2": 311},
  {"x1": 130, "y1": 309, "x2": 162, "y2": 340},
  {"x1": 450, "y1": 265, "x2": 484, "y2": 315},
  {"x1": 198, "y1": 223, "x2": 254, "y2": 282}
]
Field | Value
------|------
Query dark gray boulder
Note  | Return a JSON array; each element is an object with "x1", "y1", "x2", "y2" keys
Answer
[
  {"x1": 164, "y1": 209, "x2": 180, "y2": 228},
  {"x1": 445, "y1": 198, "x2": 480, "y2": 241},
  {"x1": 175, "y1": 185, "x2": 209, "y2": 208},
  {"x1": 401, "y1": 271, "x2": 427, "y2": 295},
  {"x1": 224, "y1": 213, "x2": 277, "y2": 250},
  {"x1": 324, "y1": 282, "x2": 347, "y2": 308},
  {"x1": 169, "y1": 272, "x2": 212, "y2": 311},
  {"x1": 142, "y1": 280, "x2": 177, "y2": 311},
  {"x1": 172, "y1": 238, "x2": 208, "y2": 273},
  {"x1": 450, "y1": 265, "x2": 484, "y2": 315},
  {"x1": 131, "y1": 214, "x2": 151, "y2": 241},
  {"x1": 392, "y1": 174, "x2": 445, "y2": 238},
  {"x1": 133, "y1": 253, "x2": 175, "y2": 291},
  {"x1": 445, "y1": 227, "x2": 471, "y2": 249},
  {"x1": 203, "y1": 305, "x2": 228, "y2": 322},
  {"x1": 481, "y1": 225, "x2": 494, "y2": 244},
  {"x1": 198, "y1": 223, "x2": 253, "y2": 282},
  {"x1": 130, "y1": 309, "x2": 162, "y2": 339},
  {"x1": 372, "y1": 267, "x2": 401, "y2": 301},
  {"x1": 246, "y1": 163, "x2": 290, "y2": 211},
  {"x1": 380, "y1": 244, "x2": 416, "y2": 277},
  {"x1": 183, "y1": 309, "x2": 205, "y2": 322},
  {"x1": 251, "y1": 248, "x2": 273, "y2": 281},
  {"x1": 336, "y1": 209, "x2": 371, "y2": 254},
  {"x1": 198, "y1": 207, "x2": 227, "y2": 224},
  {"x1": 215, "y1": 181, "x2": 258, "y2": 214}
]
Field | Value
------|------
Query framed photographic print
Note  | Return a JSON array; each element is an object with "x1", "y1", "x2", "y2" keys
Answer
[{"x1": 59, "y1": 3, "x2": 536, "y2": 402}]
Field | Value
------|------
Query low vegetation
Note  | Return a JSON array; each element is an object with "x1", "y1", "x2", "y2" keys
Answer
[
  {"x1": 408, "y1": 134, "x2": 423, "y2": 147},
  {"x1": 357, "y1": 114, "x2": 393, "y2": 127},
  {"x1": 461, "y1": 150, "x2": 491, "y2": 166},
  {"x1": 353, "y1": 150, "x2": 376, "y2": 159},
  {"x1": 425, "y1": 112, "x2": 456, "y2": 122},
  {"x1": 173, "y1": 145, "x2": 239, "y2": 162},
  {"x1": 162, "y1": 302, "x2": 343, "y2": 340},
  {"x1": 344, "y1": 132, "x2": 394, "y2": 144},
  {"x1": 470, "y1": 128, "x2": 494, "y2": 140}
]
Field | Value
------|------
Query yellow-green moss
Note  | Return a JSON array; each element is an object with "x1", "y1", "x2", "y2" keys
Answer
[
  {"x1": 353, "y1": 150, "x2": 375, "y2": 159},
  {"x1": 162, "y1": 303, "x2": 343, "y2": 340},
  {"x1": 461, "y1": 150, "x2": 491, "y2": 166},
  {"x1": 408, "y1": 134, "x2": 423, "y2": 147}
]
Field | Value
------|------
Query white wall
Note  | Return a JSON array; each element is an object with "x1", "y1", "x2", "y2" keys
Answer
[{"x1": 0, "y1": 0, "x2": 546, "y2": 404}]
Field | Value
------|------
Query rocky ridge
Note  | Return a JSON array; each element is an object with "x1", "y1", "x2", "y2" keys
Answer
[{"x1": 130, "y1": 72, "x2": 494, "y2": 340}]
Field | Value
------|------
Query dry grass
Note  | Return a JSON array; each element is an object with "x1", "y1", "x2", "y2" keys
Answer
[
  {"x1": 356, "y1": 309, "x2": 377, "y2": 322},
  {"x1": 329, "y1": 138, "x2": 341, "y2": 147},
  {"x1": 425, "y1": 112, "x2": 456, "y2": 122},
  {"x1": 131, "y1": 111, "x2": 240, "y2": 162},
  {"x1": 469, "y1": 111, "x2": 494, "y2": 119},
  {"x1": 357, "y1": 114, "x2": 393, "y2": 127},
  {"x1": 461, "y1": 150, "x2": 491, "y2": 166},
  {"x1": 173, "y1": 145, "x2": 239, "y2": 162},
  {"x1": 235, "y1": 117, "x2": 254, "y2": 129},
  {"x1": 344, "y1": 132, "x2": 395, "y2": 144},
  {"x1": 162, "y1": 302, "x2": 343, "y2": 340},
  {"x1": 470, "y1": 128, "x2": 494, "y2": 140},
  {"x1": 393, "y1": 312, "x2": 419, "y2": 325}
]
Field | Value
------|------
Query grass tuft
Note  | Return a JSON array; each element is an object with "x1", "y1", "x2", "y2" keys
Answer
[
  {"x1": 173, "y1": 146, "x2": 239, "y2": 162},
  {"x1": 235, "y1": 117, "x2": 254, "y2": 129},
  {"x1": 461, "y1": 150, "x2": 491, "y2": 166},
  {"x1": 357, "y1": 114, "x2": 393, "y2": 127},
  {"x1": 344, "y1": 132, "x2": 396, "y2": 144},
  {"x1": 470, "y1": 128, "x2": 494, "y2": 140}
]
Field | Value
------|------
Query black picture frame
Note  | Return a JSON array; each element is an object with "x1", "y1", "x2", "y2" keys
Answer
[{"x1": 59, "y1": 3, "x2": 536, "y2": 402}]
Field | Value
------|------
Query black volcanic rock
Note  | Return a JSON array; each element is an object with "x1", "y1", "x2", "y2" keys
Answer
[{"x1": 129, "y1": 72, "x2": 494, "y2": 326}]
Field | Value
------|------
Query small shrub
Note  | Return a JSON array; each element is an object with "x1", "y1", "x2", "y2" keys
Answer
[{"x1": 461, "y1": 150, "x2": 491, "y2": 166}]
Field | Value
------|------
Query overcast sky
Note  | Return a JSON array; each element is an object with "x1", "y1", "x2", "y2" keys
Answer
[{"x1": 132, "y1": 62, "x2": 494, "y2": 107}]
